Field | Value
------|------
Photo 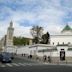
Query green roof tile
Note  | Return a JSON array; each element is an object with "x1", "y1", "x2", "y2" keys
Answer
[{"x1": 62, "y1": 25, "x2": 72, "y2": 32}]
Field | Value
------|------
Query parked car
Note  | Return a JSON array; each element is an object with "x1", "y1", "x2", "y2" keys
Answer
[
  {"x1": 10, "y1": 53, "x2": 14, "y2": 59},
  {"x1": 0, "y1": 52, "x2": 12, "y2": 63}
]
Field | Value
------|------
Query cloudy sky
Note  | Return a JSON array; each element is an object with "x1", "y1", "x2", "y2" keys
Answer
[{"x1": 0, "y1": 0, "x2": 72, "y2": 39}]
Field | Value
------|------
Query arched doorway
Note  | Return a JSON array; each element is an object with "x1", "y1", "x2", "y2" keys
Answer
[{"x1": 60, "y1": 49, "x2": 65, "y2": 61}]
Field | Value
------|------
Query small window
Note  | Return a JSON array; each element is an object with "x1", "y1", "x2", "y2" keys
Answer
[
  {"x1": 63, "y1": 42, "x2": 64, "y2": 45},
  {"x1": 68, "y1": 42, "x2": 70, "y2": 44},
  {"x1": 58, "y1": 42, "x2": 59, "y2": 45},
  {"x1": 61, "y1": 49, "x2": 64, "y2": 50},
  {"x1": 53, "y1": 42, "x2": 54, "y2": 45}
]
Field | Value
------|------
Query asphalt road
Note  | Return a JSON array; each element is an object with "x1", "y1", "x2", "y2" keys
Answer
[
  {"x1": 0, "y1": 56, "x2": 43, "y2": 67},
  {"x1": 0, "y1": 56, "x2": 72, "y2": 72},
  {"x1": 12, "y1": 56, "x2": 38, "y2": 63},
  {"x1": 0, "y1": 65, "x2": 72, "y2": 72}
]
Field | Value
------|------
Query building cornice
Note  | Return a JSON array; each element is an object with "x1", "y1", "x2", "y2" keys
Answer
[{"x1": 50, "y1": 34, "x2": 72, "y2": 37}]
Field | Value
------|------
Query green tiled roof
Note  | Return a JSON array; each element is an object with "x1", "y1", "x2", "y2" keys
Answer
[
  {"x1": 68, "y1": 48, "x2": 72, "y2": 51},
  {"x1": 57, "y1": 44, "x2": 68, "y2": 46},
  {"x1": 38, "y1": 48, "x2": 57, "y2": 52},
  {"x1": 62, "y1": 25, "x2": 72, "y2": 32}
]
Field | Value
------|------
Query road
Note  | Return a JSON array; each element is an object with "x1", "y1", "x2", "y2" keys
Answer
[
  {"x1": 0, "y1": 56, "x2": 43, "y2": 67},
  {"x1": 0, "y1": 64, "x2": 72, "y2": 72},
  {"x1": 0, "y1": 56, "x2": 72, "y2": 72}
]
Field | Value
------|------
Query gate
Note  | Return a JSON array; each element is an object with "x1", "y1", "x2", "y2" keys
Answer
[{"x1": 60, "y1": 49, "x2": 65, "y2": 61}]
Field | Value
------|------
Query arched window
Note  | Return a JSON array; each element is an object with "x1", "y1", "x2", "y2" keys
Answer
[
  {"x1": 68, "y1": 42, "x2": 70, "y2": 44},
  {"x1": 63, "y1": 42, "x2": 64, "y2": 45},
  {"x1": 53, "y1": 42, "x2": 54, "y2": 45},
  {"x1": 58, "y1": 42, "x2": 59, "y2": 45}
]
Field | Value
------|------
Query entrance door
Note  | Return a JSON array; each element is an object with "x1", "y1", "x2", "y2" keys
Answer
[{"x1": 60, "y1": 49, "x2": 65, "y2": 61}]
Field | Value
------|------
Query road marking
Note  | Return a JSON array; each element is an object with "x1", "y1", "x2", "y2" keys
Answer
[
  {"x1": 6, "y1": 63, "x2": 13, "y2": 67},
  {"x1": 11, "y1": 63, "x2": 20, "y2": 66},
  {"x1": 18, "y1": 63, "x2": 26, "y2": 66},
  {"x1": 0, "y1": 65, "x2": 6, "y2": 67},
  {"x1": 0, "y1": 63, "x2": 45, "y2": 67},
  {"x1": 18, "y1": 63, "x2": 33, "y2": 66},
  {"x1": 22, "y1": 63, "x2": 32, "y2": 66}
]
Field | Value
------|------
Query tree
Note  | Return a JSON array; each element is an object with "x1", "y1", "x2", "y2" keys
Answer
[
  {"x1": 32, "y1": 37, "x2": 39, "y2": 44},
  {"x1": 30, "y1": 26, "x2": 43, "y2": 44},
  {"x1": 13, "y1": 36, "x2": 30, "y2": 45},
  {"x1": 41, "y1": 32, "x2": 50, "y2": 44}
]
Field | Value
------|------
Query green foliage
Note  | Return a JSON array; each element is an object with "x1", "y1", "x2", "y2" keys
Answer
[
  {"x1": 13, "y1": 36, "x2": 30, "y2": 45},
  {"x1": 40, "y1": 32, "x2": 50, "y2": 44},
  {"x1": 32, "y1": 37, "x2": 39, "y2": 44}
]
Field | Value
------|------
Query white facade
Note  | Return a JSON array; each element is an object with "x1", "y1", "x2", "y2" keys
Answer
[
  {"x1": 16, "y1": 46, "x2": 30, "y2": 55},
  {"x1": 29, "y1": 44, "x2": 55, "y2": 57},
  {"x1": 50, "y1": 25, "x2": 72, "y2": 45},
  {"x1": 28, "y1": 25, "x2": 72, "y2": 60},
  {"x1": 56, "y1": 45, "x2": 72, "y2": 57},
  {"x1": 50, "y1": 35, "x2": 72, "y2": 45},
  {"x1": 4, "y1": 46, "x2": 17, "y2": 53},
  {"x1": 2, "y1": 24, "x2": 72, "y2": 62}
]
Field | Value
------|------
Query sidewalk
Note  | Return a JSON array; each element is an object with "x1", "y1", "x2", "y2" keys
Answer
[
  {"x1": 15, "y1": 55, "x2": 43, "y2": 63},
  {"x1": 43, "y1": 62, "x2": 72, "y2": 67},
  {"x1": 15, "y1": 55, "x2": 72, "y2": 66}
]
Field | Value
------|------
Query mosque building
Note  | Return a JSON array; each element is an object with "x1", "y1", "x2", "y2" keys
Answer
[
  {"x1": 29, "y1": 25, "x2": 72, "y2": 62},
  {"x1": 0, "y1": 22, "x2": 72, "y2": 62},
  {"x1": 51, "y1": 25, "x2": 72, "y2": 45}
]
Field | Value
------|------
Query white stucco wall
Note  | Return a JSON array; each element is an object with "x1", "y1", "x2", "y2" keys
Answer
[
  {"x1": 29, "y1": 44, "x2": 72, "y2": 57},
  {"x1": 4, "y1": 46, "x2": 17, "y2": 53},
  {"x1": 4, "y1": 44, "x2": 72, "y2": 58},
  {"x1": 50, "y1": 35, "x2": 72, "y2": 45},
  {"x1": 16, "y1": 46, "x2": 30, "y2": 55},
  {"x1": 66, "y1": 51, "x2": 72, "y2": 57},
  {"x1": 29, "y1": 44, "x2": 56, "y2": 57},
  {"x1": 54, "y1": 46, "x2": 72, "y2": 57}
]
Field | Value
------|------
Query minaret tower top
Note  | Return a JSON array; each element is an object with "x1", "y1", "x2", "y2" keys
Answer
[{"x1": 9, "y1": 21, "x2": 13, "y2": 28}]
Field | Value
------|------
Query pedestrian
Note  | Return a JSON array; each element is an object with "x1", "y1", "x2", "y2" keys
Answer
[
  {"x1": 43, "y1": 55, "x2": 47, "y2": 62},
  {"x1": 48, "y1": 56, "x2": 51, "y2": 63},
  {"x1": 22, "y1": 53, "x2": 23, "y2": 56}
]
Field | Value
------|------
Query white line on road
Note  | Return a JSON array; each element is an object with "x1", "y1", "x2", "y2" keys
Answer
[
  {"x1": 18, "y1": 63, "x2": 26, "y2": 66},
  {"x1": 0, "y1": 63, "x2": 46, "y2": 67},
  {"x1": 6, "y1": 63, "x2": 13, "y2": 67},
  {"x1": 0, "y1": 65, "x2": 6, "y2": 67},
  {"x1": 11, "y1": 63, "x2": 20, "y2": 66},
  {"x1": 22, "y1": 63, "x2": 32, "y2": 66}
]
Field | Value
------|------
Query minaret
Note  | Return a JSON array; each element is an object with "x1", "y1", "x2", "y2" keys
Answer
[{"x1": 6, "y1": 21, "x2": 14, "y2": 46}]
